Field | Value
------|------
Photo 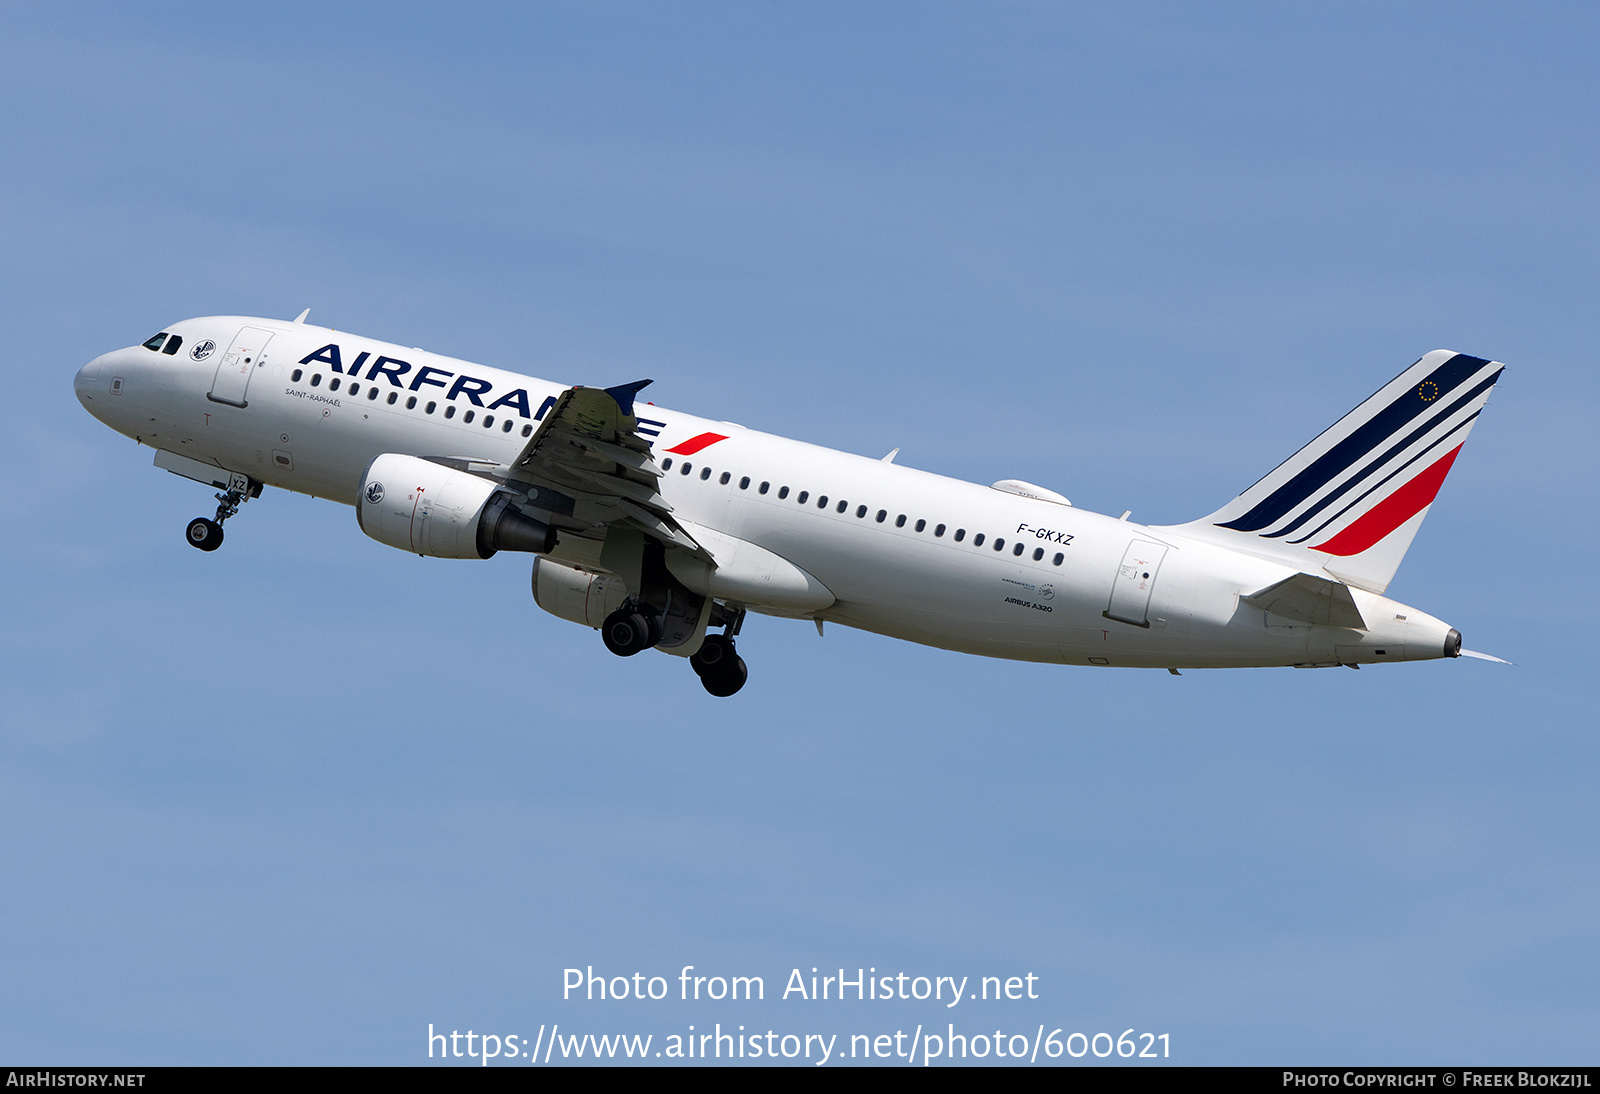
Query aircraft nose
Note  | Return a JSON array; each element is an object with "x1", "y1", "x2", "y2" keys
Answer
[{"x1": 75, "y1": 355, "x2": 109, "y2": 411}]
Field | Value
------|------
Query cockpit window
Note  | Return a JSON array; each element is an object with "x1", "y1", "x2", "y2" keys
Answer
[
  {"x1": 142, "y1": 333, "x2": 168, "y2": 352},
  {"x1": 161, "y1": 335, "x2": 183, "y2": 355}
]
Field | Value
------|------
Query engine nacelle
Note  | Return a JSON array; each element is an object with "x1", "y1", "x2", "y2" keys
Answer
[
  {"x1": 531, "y1": 556, "x2": 628, "y2": 627},
  {"x1": 357, "y1": 453, "x2": 556, "y2": 559}
]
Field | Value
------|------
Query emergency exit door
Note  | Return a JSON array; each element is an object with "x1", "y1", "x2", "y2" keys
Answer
[
  {"x1": 1104, "y1": 540, "x2": 1168, "y2": 627},
  {"x1": 207, "y1": 326, "x2": 274, "y2": 407}
]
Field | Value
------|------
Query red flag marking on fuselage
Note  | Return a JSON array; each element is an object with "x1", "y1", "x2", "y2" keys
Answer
[{"x1": 665, "y1": 432, "x2": 729, "y2": 456}]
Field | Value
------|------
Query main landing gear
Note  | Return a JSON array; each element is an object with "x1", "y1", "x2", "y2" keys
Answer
[
  {"x1": 185, "y1": 480, "x2": 257, "y2": 552},
  {"x1": 690, "y1": 633, "x2": 748, "y2": 697},
  {"x1": 600, "y1": 604, "x2": 665, "y2": 657},
  {"x1": 599, "y1": 600, "x2": 750, "y2": 697}
]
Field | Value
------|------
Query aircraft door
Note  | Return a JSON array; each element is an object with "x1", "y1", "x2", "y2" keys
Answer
[
  {"x1": 1104, "y1": 539, "x2": 1168, "y2": 627},
  {"x1": 208, "y1": 326, "x2": 275, "y2": 408}
]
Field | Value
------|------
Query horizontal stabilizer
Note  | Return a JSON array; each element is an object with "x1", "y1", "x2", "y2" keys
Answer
[{"x1": 1242, "y1": 573, "x2": 1365, "y2": 628}]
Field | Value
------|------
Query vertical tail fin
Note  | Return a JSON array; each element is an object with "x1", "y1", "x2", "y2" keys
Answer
[{"x1": 1173, "y1": 350, "x2": 1504, "y2": 593}]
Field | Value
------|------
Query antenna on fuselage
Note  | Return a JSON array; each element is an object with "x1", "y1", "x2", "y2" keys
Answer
[
  {"x1": 292, "y1": 308, "x2": 310, "y2": 324},
  {"x1": 881, "y1": 448, "x2": 899, "y2": 463}
]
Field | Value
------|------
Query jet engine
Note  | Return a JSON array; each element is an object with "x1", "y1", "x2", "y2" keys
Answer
[
  {"x1": 531, "y1": 556, "x2": 628, "y2": 627},
  {"x1": 357, "y1": 453, "x2": 555, "y2": 559}
]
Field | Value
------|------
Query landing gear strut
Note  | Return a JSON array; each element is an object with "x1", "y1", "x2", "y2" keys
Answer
[{"x1": 185, "y1": 478, "x2": 257, "y2": 552}]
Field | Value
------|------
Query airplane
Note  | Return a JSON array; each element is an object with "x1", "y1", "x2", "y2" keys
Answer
[{"x1": 73, "y1": 311, "x2": 1507, "y2": 696}]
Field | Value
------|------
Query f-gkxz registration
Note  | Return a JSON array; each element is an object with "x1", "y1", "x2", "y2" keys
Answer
[{"x1": 75, "y1": 312, "x2": 1506, "y2": 696}]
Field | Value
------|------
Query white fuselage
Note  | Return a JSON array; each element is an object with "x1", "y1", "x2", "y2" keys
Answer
[{"x1": 74, "y1": 315, "x2": 1459, "y2": 669}]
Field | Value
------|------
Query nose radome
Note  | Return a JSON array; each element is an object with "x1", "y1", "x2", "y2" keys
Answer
[
  {"x1": 74, "y1": 358, "x2": 100, "y2": 406},
  {"x1": 75, "y1": 353, "x2": 116, "y2": 412}
]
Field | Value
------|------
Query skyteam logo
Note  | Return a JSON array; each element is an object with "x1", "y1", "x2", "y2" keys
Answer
[
  {"x1": 189, "y1": 339, "x2": 216, "y2": 361},
  {"x1": 365, "y1": 481, "x2": 385, "y2": 504}
]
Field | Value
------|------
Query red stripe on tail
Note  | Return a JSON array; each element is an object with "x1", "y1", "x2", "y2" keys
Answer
[
  {"x1": 1311, "y1": 445, "x2": 1462, "y2": 557},
  {"x1": 664, "y1": 432, "x2": 729, "y2": 455}
]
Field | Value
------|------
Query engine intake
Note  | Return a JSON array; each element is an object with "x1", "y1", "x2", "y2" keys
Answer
[{"x1": 357, "y1": 453, "x2": 555, "y2": 559}]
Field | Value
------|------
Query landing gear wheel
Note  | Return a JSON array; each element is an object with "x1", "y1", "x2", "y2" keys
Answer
[
  {"x1": 186, "y1": 517, "x2": 223, "y2": 552},
  {"x1": 700, "y1": 656, "x2": 748, "y2": 697},
  {"x1": 601, "y1": 608, "x2": 655, "y2": 657},
  {"x1": 693, "y1": 635, "x2": 748, "y2": 696},
  {"x1": 690, "y1": 634, "x2": 736, "y2": 678}
]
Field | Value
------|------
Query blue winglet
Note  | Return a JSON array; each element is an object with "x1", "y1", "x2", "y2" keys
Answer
[{"x1": 603, "y1": 379, "x2": 653, "y2": 417}]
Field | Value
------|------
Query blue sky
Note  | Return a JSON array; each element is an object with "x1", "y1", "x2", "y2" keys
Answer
[{"x1": 2, "y1": 1, "x2": 1595, "y2": 1065}]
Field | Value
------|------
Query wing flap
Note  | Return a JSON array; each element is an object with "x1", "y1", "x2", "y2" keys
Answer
[{"x1": 505, "y1": 381, "x2": 705, "y2": 556}]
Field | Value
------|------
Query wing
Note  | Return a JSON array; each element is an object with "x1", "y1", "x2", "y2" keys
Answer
[{"x1": 499, "y1": 380, "x2": 705, "y2": 555}]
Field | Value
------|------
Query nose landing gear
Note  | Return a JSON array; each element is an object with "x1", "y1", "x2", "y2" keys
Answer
[{"x1": 185, "y1": 478, "x2": 258, "y2": 552}]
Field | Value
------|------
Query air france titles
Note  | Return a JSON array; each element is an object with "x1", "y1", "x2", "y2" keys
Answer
[{"x1": 296, "y1": 344, "x2": 555, "y2": 421}]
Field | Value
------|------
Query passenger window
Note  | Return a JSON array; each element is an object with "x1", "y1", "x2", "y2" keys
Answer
[
  {"x1": 310, "y1": 374, "x2": 322, "y2": 387},
  {"x1": 522, "y1": 424, "x2": 532, "y2": 437},
  {"x1": 1033, "y1": 547, "x2": 1044, "y2": 561},
  {"x1": 503, "y1": 419, "x2": 514, "y2": 432},
  {"x1": 759, "y1": 482, "x2": 770, "y2": 494},
  {"x1": 720, "y1": 472, "x2": 731, "y2": 485},
  {"x1": 484, "y1": 414, "x2": 494, "y2": 428},
  {"x1": 681, "y1": 462, "x2": 693, "y2": 475},
  {"x1": 876, "y1": 510, "x2": 887, "y2": 523},
  {"x1": 973, "y1": 533, "x2": 985, "y2": 546},
  {"x1": 161, "y1": 335, "x2": 183, "y2": 356},
  {"x1": 895, "y1": 514, "x2": 906, "y2": 528},
  {"x1": 662, "y1": 458, "x2": 674, "y2": 470},
  {"x1": 701, "y1": 467, "x2": 712, "y2": 480},
  {"x1": 778, "y1": 487, "x2": 790, "y2": 499},
  {"x1": 1013, "y1": 542, "x2": 1024, "y2": 556},
  {"x1": 955, "y1": 528, "x2": 966, "y2": 542},
  {"x1": 406, "y1": 396, "x2": 417, "y2": 409},
  {"x1": 445, "y1": 405, "x2": 456, "y2": 419},
  {"x1": 739, "y1": 476, "x2": 750, "y2": 489},
  {"x1": 367, "y1": 387, "x2": 379, "y2": 400},
  {"x1": 816, "y1": 495, "x2": 828, "y2": 508},
  {"x1": 291, "y1": 369, "x2": 303, "y2": 382},
  {"x1": 994, "y1": 538, "x2": 1006, "y2": 551},
  {"x1": 426, "y1": 401, "x2": 437, "y2": 414},
  {"x1": 142, "y1": 333, "x2": 168, "y2": 352},
  {"x1": 836, "y1": 500, "x2": 847, "y2": 514},
  {"x1": 796, "y1": 490, "x2": 808, "y2": 503},
  {"x1": 1053, "y1": 552, "x2": 1064, "y2": 566},
  {"x1": 915, "y1": 519, "x2": 926, "y2": 532},
  {"x1": 934, "y1": 524, "x2": 946, "y2": 537},
  {"x1": 462, "y1": 407, "x2": 472, "y2": 419},
  {"x1": 856, "y1": 505, "x2": 867, "y2": 518},
  {"x1": 348, "y1": 385, "x2": 360, "y2": 397},
  {"x1": 329, "y1": 378, "x2": 341, "y2": 392}
]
